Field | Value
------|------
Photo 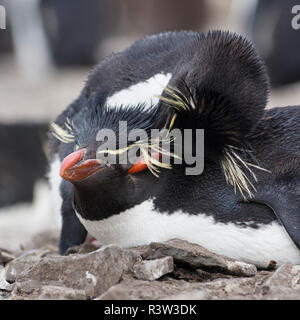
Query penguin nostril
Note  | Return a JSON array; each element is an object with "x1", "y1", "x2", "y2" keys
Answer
[{"x1": 83, "y1": 148, "x2": 97, "y2": 161}]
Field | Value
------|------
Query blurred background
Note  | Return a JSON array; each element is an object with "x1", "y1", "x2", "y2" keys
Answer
[{"x1": 0, "y1": 0, "x2": 300, "y2": 251}]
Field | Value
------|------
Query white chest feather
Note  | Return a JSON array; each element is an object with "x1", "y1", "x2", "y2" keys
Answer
[
  {"x1": 76, "y1": 200, "x2": 300, "y2": 268},
  {"x1": 48, "y1": 155, "x2": 63, "y2": 228},
  {"x1": 106, "y1": 73, "x2": 172, "y2": 110}
]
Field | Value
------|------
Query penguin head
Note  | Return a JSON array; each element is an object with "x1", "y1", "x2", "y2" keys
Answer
[{"x1": 55, "y1": 104, "x2": 166, "y2": 220}]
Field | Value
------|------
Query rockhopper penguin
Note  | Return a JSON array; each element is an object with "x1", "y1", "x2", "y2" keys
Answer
[{"x1": 49, "y1": 31, "x2": 300, "y2": 268}]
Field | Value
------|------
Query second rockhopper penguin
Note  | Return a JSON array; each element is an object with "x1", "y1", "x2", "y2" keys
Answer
[{"x1": 49, "y1": 30, "x2": 300, "y2": 268}]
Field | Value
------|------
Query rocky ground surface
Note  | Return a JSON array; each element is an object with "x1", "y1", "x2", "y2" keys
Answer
[{"x1": 1, "y1": 236, "x2": 300, "y2": 300}]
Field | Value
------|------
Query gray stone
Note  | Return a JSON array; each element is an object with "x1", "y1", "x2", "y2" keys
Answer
[
  {"x1": 97, "y1": 278, "x2": 205, "y2": 300},
  {"x1": 133, "y1": 256, "x2": 174, "y2": 281},
  {"x1": 9, "y1": 282, "x2": 85, "y2": 300},
  {"x1": 5, "y1": 245, "x2": 139, "y2": 298},
  {"x1": 98, "y1": 272, "x2": 269, "y2": 300},
  {"x1": 255, "y1": 263, "x2": 300, "y2": 299},
  {"x1": 5, "y1": 253, "x2": 42, "y2": 283},
  {"x1": 65, "y1": 242, "x2": 100, "y2": 255},
  {"x1": 162, "y1": 278, "x2": 251, "y2": 300},
  {"x1": 0, "y1": 266, "x2": 14, "y2": 291},
  {"x1": 162, "y1": 290, "x2": 207, "y2": 300},
  {"x1": 36, "y1": 286, "x2": 86, "y2": 300},
  {"x1": 173, "y1": 267, "x2": 232, "y2": 282},
  {"x1": 2, "y1": 238, "x2": 300, "y2": 300},
  {"x1": 143, "y1": 239, "x2": 257, "y2": 277},
  {"x1": 0, "y1": 249, "x2": 15, "y2": 265}
]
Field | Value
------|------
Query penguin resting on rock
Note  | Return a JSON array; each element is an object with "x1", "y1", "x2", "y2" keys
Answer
[{"x1": 49, "y1": 31, "x2": 300, "y2": 268}]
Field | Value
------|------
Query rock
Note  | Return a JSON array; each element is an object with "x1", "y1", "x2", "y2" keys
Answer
[
  {"x1": 255, "y1": 263, "x2": 300, "y2": 299},
  {"x1": 143, "y1": 239, "x2": 257, "y2": 277},
  {"x1": 164, "y1": 272, "x2": 271, "y2": 300},
  {"x1": 172, "y1": 267, "x2": 231, "y2": 282},
  {"x1": 0, "y1": 249, "x2": 15, "y2": 265},
  {"x1": 0, "y1": 291, "x2": 11, "y2": 300},
  {"x1": 5, "y1": 249, "x2": 55, "y2": 283},
  {"x1": 162, "y1": 290, "x2": 207, "y2": 300},
  {"x1": 95, "y1": 284, "x2": 135, "y2": 300},
  {"x1": 36, "y1": 286, "x2": 86, "y2": 300},
  {"x1": 98, "y1": 272, "x2": 270, "y2": 300},
  {"x1": 2, "y1": 238, "x2": 300, "y2": 300},
  {"x1": 97, "y1": 278, "x2": 205, "y2": 300},
  {"x1": 5, "y1": 245, "x2": 139, "y2": 298},
  {"x1": 9, "y1": 282, "x2": 85, "y2": 300},
  {"x1": 133, "y1": 257, "x2": 174, "y2": 281},
  {"x1": 0, "y1": 266, "x2": 14, "y2": 292},
  {"x1": 266, "y1": 260, "x2": 277, "y2": 270},
  {"x1": 225, "y1": 260, "x2": 257, "y2": 277},
  {"x1": 65, "y1": 242, "x2": 100, "y2": 255}
]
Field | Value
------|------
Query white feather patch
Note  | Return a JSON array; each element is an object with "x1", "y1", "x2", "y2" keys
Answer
[
  {"x1": 48, "y1": 154, "x2": 63, "y2": 229},
  {"x1": 106, "y1": 73, "x2": 172, "y2": 109},
  {"x1": 76, "y1": 200, "x2": 300, "y2": 268}
]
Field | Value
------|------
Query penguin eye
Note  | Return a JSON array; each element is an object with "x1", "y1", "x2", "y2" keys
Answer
[
  {"x1": 128, "y1": 152, "x2": 162, "y2": 175},
  {"x1": 128, "y1": 157, "x2": 148, "y2": 174}
]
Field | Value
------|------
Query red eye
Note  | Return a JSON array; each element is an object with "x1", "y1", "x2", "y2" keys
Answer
[
  {"x1": 128, "y1": 158, "x2": 148, "y2": 174},
  {"x1": 128, "y1": 152, "x2": 161, "y2": 174}
]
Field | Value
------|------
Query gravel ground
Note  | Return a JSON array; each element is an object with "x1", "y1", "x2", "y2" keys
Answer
[{"x1": 1, "y1": 238, "x2": 300, "y2": 300}]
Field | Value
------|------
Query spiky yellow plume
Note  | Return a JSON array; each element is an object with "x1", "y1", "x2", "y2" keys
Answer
[
  {"x1": 159, "y1": 85, "x2": 271, "y2": 198},
  {"x1": 50, "y1": 123, "x2": 75, "y2": 143},
  {"x1": 97, "y1": 136, "x2": 181, "y2": 178},
  {"x1": 159, "y1": 85, "x2": 191, "y2": 112}
]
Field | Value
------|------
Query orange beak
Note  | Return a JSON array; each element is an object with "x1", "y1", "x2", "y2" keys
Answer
[{"x1": 60, "y1": 149, "x2": 103, "y2": 182}]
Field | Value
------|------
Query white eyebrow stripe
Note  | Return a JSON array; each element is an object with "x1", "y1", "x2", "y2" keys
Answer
[{"x1": 106, "y1": 73, "x2": 172, "y2": 110}]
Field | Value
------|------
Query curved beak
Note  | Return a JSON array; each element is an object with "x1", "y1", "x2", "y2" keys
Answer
[{"x1": 60, "y1": 149, "x2": 103, "y2": 182}]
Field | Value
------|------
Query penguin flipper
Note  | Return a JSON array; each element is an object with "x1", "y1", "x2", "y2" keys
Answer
[
  {"x1": 59, "y1": 180, "x2": 87, "y2": 254},
  {"x1": 251, "y1": 158, "x2": 300, "y2": 249}
]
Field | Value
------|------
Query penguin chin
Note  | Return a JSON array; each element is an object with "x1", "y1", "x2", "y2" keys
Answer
[
  {"x1": 70, "y1": 162, "x2": 159, "y2": 221},
  {"x1": 71, "y1": 168, "x2": 141, "y2": 221}
]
